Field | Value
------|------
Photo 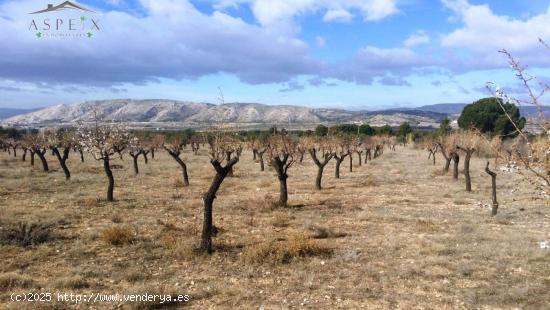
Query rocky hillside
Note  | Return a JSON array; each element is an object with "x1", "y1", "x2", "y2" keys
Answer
[{"x1": 1, "y1": 99, "x2": 450, "y2": 128}]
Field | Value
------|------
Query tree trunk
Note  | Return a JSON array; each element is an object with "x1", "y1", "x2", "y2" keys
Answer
[
  {"x1": 444, "y1": 156, "x2": 451, "y2": 172},
  {"x1": 438, "y1": 143, "x2": 451, "y2": 172},
  {"x1": 278, "y1": 175, "x2": 288, "y2": 206},
  {"x1": 258, "y1": 153, "x2": 265, "y2": 171},
  {"x1": 168, "y1": 152, "x2": 189, "y2": 186},
  {"x1": 485, "y1": 162, "x2": 498, "y2": 216},
  {"x1": 315, "y1": 166, "x2": 324, "y2": 190},
  {"x1": 52, "y1": 148, "x2": 71, "y2": 180},
  {"x1": 349, "y1": 154, "x2": 353, "y2": 172},
  {"x1": 310, "y1": 149, "x2": 331, "y2": 190},
  {"x1": 79, "y1": 149, "x2": 84, "y2": 162},
  {"x1": 334, "y1": 154, "x2": 349, "y2": 178},
  {"x1": 432, "y1": 151, "x2": 436, "y2": 165},
  {"x1": 180, "y1": 160, "x2": 190, "y2": 186},
  {"x1": 22, "y1": 149, "x2": 27, "y2": 162},
  {"x1": 253, "y1": 149, "x2": 257, "y2": 160},
  {"x1": 335, "y1": 158, "x2": 343, "y2": 178},
  {"x1": 36, "y1": 150, "x2": 49, "y2": 172},
  {"x1": 103, "y1": 157, "x2": 115, "y2": 202},
  {"x1": 271, "y1": 157, "x2": 289, "y2": 206},
  {"x1": 142, "y1": 152, "x2": 149, "y2": 164},
  {"x1": 199, "y1": 158, "x2": 238, "y2": 254},
  {"x1": 299, "y1": 151, "x2": 304, "y2": 163},
  {"x1": 226, "y1": 151, "x2": 234, "y2": 177},
  {"x1": 132, "y1": 154, "x2": 139, "y2": 175},
  {"x1": 151, "y1": 149, "x2": 155, "y2": 159},
  {"x1": 30, "y1": 151, "x2": 35, "y2": 166},
  {"x1": 12, "y1": 146, "x2": 17, "y2": 157},
  {"x1": 357, "y1": 152, "x2": 362, "y2": 166},
  {"x1": 464, "y1": 151, "x2": 473, "y2": 192},
  {"x1": 452, "y1": 152, "x2": 459, "y2": 180}
]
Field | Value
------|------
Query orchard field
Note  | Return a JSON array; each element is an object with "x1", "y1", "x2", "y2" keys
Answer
[{"x1": 0, "y1": 141, "x2": 548, "y2": 309}]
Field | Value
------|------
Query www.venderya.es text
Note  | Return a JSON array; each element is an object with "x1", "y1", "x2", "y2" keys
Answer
[{"x1": 10, "y1": 292, "x2": 191, "y2": 305}]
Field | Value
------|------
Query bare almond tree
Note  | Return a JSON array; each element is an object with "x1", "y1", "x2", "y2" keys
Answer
[
  {"x1": 25, "y1": 133, "x2": 49, "y2": 172},
  {"x1": 163, "y1": 136, "x2": 191, "y2": 187},
  {"x1": 372, "y1": 136, "x2": 386, "y2": 159},
  {"x1": 128, "y1": 136, "x2": 145, "y2": 175},
  {"x1": 332, "y1": 136, "x2": 351, "y2": 179},
  {"x1": 296, "y1": 142, "x2": 307, "y2": 163},
  {"x1": 456, "y1": 131, "x2": 481, "y2": 192},
  {"x1": 485, "y1": 161, "x2": 499, "y2": 215},
  {"x1": 425, "y1": 138, "x2": 439, "y2": 166},
  {"x1": 77, "y1": 117, "x2": 130, "y2": 202},
  {"x1": 199, "y1": 133, "x2": 242, "y2": 253},
  {"x1": 305, "y1": 137, "x2": 333, "y2": 190},
  {"x1": 46, "y1": 129, "x2": 74, "y2": 180},
  {"x1": 363, "y1": 136, "x2": 373, "y2": 164},
  {"x1": 436, "y1": 138, "x2": 453, "y2": 173},
  {"x1": 353, "y1": 137, "x2": 364, "y2": 167},
  {"x1": 147, "y1": 134, "x2": 165, "y2": 159},
  {"x1": 249, "y1": 135, "x2": 269, "y2": 171},
  {"x1": 267, "y1": 134, "x2": 297, "y2": 206}
]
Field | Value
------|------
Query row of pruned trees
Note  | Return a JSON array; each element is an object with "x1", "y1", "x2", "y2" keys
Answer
[
  {"x1": 422, "y1": 128, "x2": 547, "y2": 216},
  {"x1": 1, "y1": 124, "x2": 393, "y2": 254}
]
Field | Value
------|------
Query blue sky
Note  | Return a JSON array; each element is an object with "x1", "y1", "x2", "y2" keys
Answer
[{"x1": 1, "y1": 0, "x2": 550, "y2": 110}]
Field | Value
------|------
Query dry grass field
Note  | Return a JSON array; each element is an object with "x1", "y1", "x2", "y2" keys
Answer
[{"x1": 0, "y1": 145, "x2": 549, "y2": 309}]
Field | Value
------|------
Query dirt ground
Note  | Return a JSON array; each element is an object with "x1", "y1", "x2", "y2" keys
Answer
[{"x1": 0, "y1": 145, "x2": 549, "y2": 309}]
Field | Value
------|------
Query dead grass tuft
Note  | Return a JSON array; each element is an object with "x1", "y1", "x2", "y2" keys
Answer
[
  {"x1": 0, "y1": 221, "x2": 56, "y2": 247},
  {"x1": 78, "y1": 197, "x2": 102, "y2": 208},
  {"x1": 0, "y1": 273, "x2": 35, "y2": 290},
  {"x1": 304, "y1": 222, "x2": 347, "y2": 239},
  {"x1": 241, "y1": 233, "x2": 332, "y2": 264},
  {"x1": 415, "y1": 219, "x2": 440, "y2": 233},
  {"x1": 157, "y1": 219, "x2": 199, "y2": 235},
  {"x1": 101, "y1": 226, "x2": 134, "y2": 246},
  {"x1": 270, "y1": 213, "x2": 291, "y2": 228},
  {"x1": 111, "y1": 214, "x2": 123, "y2": 223},
  {"x1": 53, "y1": 276, "x2": 90, "y2": 289},
  {"x1": 161, "y1": 235, "x2": 202, "y2": 261}
]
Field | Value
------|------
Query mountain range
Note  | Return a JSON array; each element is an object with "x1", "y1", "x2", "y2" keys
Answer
[{"x1": 1, "y1": 100, "x2": 548, "y2": 130}]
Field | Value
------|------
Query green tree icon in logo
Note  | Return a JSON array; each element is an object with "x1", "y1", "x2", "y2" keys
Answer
[
  {"x1": 87, "y1": 32, "x2": 93, "y2": 38},
  {"x1": 80, "y1": 16, "x2": 86, "y2": 22},
  {"x1": 36, "y1": 32, "x2": 42, "y2": 38}
]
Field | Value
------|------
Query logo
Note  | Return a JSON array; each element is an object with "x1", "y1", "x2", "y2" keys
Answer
[{"x1": 28, "y1": 1, "x2": 100, "y2": 39}]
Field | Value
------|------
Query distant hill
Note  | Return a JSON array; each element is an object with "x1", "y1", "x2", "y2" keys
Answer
[{"x1": 2, "y1": 99, "x2": 448, "y2": 129}]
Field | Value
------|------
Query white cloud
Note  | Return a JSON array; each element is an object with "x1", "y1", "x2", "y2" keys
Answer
[
  {"x1": 360, "y1": 0, "x2": 398, "y2": 21},
  {"x1": 215, "y1": 0, "x2": 398, "y2": 26},
  {"x1": 441, "y1": 0, "x2": 550, "y2": 67},
  {"x1": 323, "y1": 8, "x2": 353, "y2": 23},
  {"x1": 328, "y1": 46, "x2": 434, "y2": 84},
  {"x1": 0, "y1": 0, "x2": 321, "y2": 85},
  {"x1": 404, "y1": 30, "x2": 430, "y2": 48}
]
